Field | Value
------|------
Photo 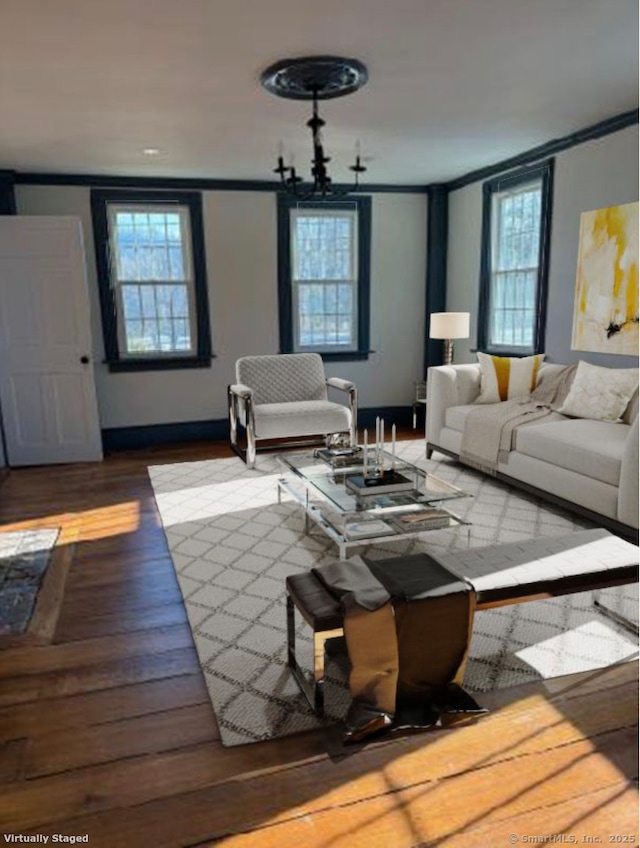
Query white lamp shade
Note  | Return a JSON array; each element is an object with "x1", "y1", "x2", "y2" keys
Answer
[{"x1": 429, "y1": 312, "x2": 470, "y2": 339}]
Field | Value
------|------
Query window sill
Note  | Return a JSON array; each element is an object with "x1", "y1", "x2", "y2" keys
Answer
[
  {"x1": 106, "y1": 356, "x2": 214, "y2": 373},
  {"x1": 482, "y1": 348, "x2": 538, "y2": 358},
  {"x1": 286, "y1": 350, "x2": 373, "y2": 363}
]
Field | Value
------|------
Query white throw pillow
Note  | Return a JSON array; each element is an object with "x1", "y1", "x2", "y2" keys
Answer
[
  {"x1": 557, "y1": 361, "x2": 639, "y2": 422},
  {"x1": 476, "y1": 352, "x2": 545, "y2": 403}
]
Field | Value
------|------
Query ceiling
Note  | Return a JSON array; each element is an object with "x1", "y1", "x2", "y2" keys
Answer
[{"x1": 1, "y1": 0, "x2": 637, "y2": 185}]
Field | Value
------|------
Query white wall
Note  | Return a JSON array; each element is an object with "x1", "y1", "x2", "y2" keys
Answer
[
  {"x1": 15, "y1": 186, "x2": 427, "y2": 429},
  {"x1": 446, "y1": 180, "x2": 483, "y2": 362},
  {"x1": 447, "y1": 124, "x2": 639, "y2": 366}
]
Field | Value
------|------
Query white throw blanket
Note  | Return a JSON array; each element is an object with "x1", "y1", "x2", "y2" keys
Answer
[{"x1": 460, "y1": 365, "x2": 577, "y2": 474}]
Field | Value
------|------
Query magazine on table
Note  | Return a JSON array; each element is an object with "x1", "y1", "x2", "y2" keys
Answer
[{"x1": 390, "y1": 508, "x2": 452, "y2": 532}]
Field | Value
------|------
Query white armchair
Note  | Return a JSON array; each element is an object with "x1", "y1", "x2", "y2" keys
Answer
[{"x1": 228, "y1": 353, "x2": 357, "y2": 467}]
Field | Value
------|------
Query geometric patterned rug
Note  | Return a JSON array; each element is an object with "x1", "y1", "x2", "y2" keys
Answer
[
  {"x1": 0, "y1": 528, "x2": 59, "y2": 635},
  {"x1": 148, "y1": 440, "x2": 638, "y2": 746}
]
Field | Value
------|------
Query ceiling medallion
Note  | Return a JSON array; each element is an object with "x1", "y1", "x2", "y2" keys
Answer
[{"x1": 260, "y1": 56, "x2": 369, "y2": 199}]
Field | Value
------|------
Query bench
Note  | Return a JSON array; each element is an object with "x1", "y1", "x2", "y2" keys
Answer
[{"x1": 285, "y1": 528, "x2": 639, "y2": 715}]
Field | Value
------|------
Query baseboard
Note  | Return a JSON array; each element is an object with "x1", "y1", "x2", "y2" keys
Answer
[
  {"x1": 102, "y1": 418, "x2": 229, "y2": 451},
  {"x1": 358, "y1": 406, "x2": 413, "y2": 429},
  {"x1": 427, "y1": 442, "x2": 639, "y2": 544},
  {"x1": 102, "y1": 406, "x2": 414, "y2": 452}
]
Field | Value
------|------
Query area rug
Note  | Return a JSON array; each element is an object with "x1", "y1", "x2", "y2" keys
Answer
[
  {"x1": 0, "y1": 528, "x2": 60, "y2": 636},
  {"x1": 148, "y1": 442, "x2": 638, "y2": 746}
]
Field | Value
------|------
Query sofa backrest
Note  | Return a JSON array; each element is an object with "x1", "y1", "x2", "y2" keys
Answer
[
  {"x1": 236, "y1": 353, "x2": 328, "y2": 406},
  {"x1": 537, "y1": 363, "x2": 566, "y2": 382},
  {"x1": 623, "y1": 387, "x2": 639, "y2": 425}
]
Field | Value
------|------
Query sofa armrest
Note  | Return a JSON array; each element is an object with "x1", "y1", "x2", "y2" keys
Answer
[
  {"x1": 326, "y1": 377, "x2": 356, "y2": 393},
  {"x1": 229, "y1": 383, "x2": 253, "y2": 399},
  {"x1": 426, "y1": 364, "x2": 481, "y2": 447},
  {"x1": 228, "y1": 383, "x2": 254, "y2": 434},
  {"x1": 617, "y1": 415, "x2": 639, "y2": 528},
  {"x1": 326, "y1": 378, "x2": 357, "y2": 445}
]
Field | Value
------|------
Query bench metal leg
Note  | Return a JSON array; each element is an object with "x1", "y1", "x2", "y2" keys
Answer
[{"x1": 286, "y1": 593, "x2": 344, "y2": 716}]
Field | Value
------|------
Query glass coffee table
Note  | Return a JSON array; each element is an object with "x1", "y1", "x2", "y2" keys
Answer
[{"x1": 277, "y1": 448, "x2": 470, "y2": 558}]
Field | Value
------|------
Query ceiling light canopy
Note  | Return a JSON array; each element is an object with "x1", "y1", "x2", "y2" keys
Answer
[{"x1": 261, "y1": 56, "x2": 369, "y2": 200}]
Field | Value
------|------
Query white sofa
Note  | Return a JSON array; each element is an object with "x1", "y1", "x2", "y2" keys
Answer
[{"x1": 426, "y1": 362, "x2": 639, "y2": 538}]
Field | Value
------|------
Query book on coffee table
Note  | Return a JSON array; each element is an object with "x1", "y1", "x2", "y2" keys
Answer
[
  {"x1": 392, "y1": 508, "x2": 452, "y2": 531},
  {"x1": 345, "y1": 470, "x2": 415, "y2": 496}
]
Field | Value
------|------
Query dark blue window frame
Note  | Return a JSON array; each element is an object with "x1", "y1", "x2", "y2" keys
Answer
[
  {"x1": 91, "y1": 188, "x2": 212, "y2": 372},
  {"x1": 477, "y1": 159, "x2": 554, "y2": 356},
  {"x1": 277, "y1": 194, "x2": 372, "y2": 362}
]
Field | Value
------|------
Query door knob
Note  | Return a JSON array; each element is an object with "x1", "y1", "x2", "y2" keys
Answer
[{"x1": 80, "y1": 355, "x2": 90, "y2": 364}]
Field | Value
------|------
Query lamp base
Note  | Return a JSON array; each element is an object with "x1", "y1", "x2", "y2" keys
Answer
[{"x1": 443, "y1": 339, "x2": 454, "y2": 366}]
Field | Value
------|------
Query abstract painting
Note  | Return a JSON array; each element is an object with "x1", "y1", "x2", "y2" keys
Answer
[{"x1": 571, "y1": 201, "x2": 638, "y2": 355}]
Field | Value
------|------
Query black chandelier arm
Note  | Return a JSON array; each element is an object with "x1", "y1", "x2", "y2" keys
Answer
[
  {"x1": 276, "y1": 178, "x2": 364, "y2": 200},
  {"x1": 349, "y1": 155, "x2": 366, "y2": 176},
  {"x1": 263, "y1": 56, "x2": 369, "y2": 199},
  {"x1": 273, "y1": 157, "x2": 290, "y2": 179},
  {"x1": 271, "y1": 87, "x2": 367, "y2": 200}
]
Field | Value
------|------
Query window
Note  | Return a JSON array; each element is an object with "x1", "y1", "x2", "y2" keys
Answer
[
  {"x1": 91, "y1": 190, "x2": 212, "y2": 371},
  {"x1": 477, "y1": 159, "x2": 554, "y2": 356},
  {"x1": 277, "y1": 196, "x2": 371, "y2": 360}
]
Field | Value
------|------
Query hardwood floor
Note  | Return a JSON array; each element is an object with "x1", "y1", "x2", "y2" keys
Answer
[{"x1": 0, "y1": 438, "x2": 637, "y2": 846}]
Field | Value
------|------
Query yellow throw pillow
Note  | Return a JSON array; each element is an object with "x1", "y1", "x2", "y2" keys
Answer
[{"x1": 476, "y1": 352, "x2": 545, "y2": 403}]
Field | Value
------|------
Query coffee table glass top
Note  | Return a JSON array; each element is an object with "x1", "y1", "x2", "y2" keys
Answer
[{"x1": 278, "y1": 448, "x2": 467, "y2": 516}]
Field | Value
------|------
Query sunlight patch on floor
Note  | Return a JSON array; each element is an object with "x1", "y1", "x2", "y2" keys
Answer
[{"x1": 515, "y1": 620, "x2": 638, "y2": 678}]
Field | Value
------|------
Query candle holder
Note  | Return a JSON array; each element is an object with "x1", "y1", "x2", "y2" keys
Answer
[
  {"x1": 346, "y1": 418, "x2": 413, "y2": 496},
  {"x1": 364, "y1": 451, "x2": 384, "y2": 479},
  {"x1": 362, "y1": 418, "x2": 398, "y2": 480}
]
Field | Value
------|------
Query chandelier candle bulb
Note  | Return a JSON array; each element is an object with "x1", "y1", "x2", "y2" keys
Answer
[{"x1": 380, "y1": 419, "x2": 385, "y2": 468}]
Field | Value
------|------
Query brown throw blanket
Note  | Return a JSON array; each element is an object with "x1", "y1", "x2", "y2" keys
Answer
[
  {"x1": 313, "y1": 554, "x2": 485, "y2": 744},
  {"x1": 460, "y1": 364, "x2": 577, "y2": 474}
]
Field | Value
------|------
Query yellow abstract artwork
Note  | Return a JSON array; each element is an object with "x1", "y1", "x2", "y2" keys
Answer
[{"x1": 571, "y1": 201, "x2": 639, "y2": 355}]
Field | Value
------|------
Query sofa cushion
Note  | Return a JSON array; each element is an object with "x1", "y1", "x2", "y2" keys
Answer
[
  {"x1": 513, "y1": 419, "x2": 629, "y2": 486},
  {"x1": 445, "y1": 404, "x2": 476, "y2": 433},
  {"x1": 622, "y1": 387, "x2": 639, "y2": 425}
]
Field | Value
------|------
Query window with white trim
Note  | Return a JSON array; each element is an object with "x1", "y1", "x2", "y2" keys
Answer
[
  {"x1": 278, "y1": 196, "x2": 371, "y2": 360},
  {"x1": 292, "y1": 207, "x2": 358, "y2": 351},
  {"x1": 478, "y1": 160, "x2": 553, "y2": 356},
  {"x1": 91, "y1": 190, "x2": 211, "y2": 371},
  {"x1": 109, "y1": 205, "x2": 195, "y2": 356}
]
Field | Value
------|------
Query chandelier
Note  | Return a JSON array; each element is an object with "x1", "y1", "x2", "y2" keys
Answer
[{"x1": 260, "y1": 56, "x2": 369, "y2": 200}]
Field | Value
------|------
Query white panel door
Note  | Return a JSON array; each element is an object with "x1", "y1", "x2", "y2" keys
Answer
[{"x1": 0, "y1": 216, "x2": 102, "y2": 465}]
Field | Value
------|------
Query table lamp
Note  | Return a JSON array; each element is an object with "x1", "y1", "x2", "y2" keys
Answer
[{"x1": 429, "y1": 312, "x2": 470, "y2": 365}]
